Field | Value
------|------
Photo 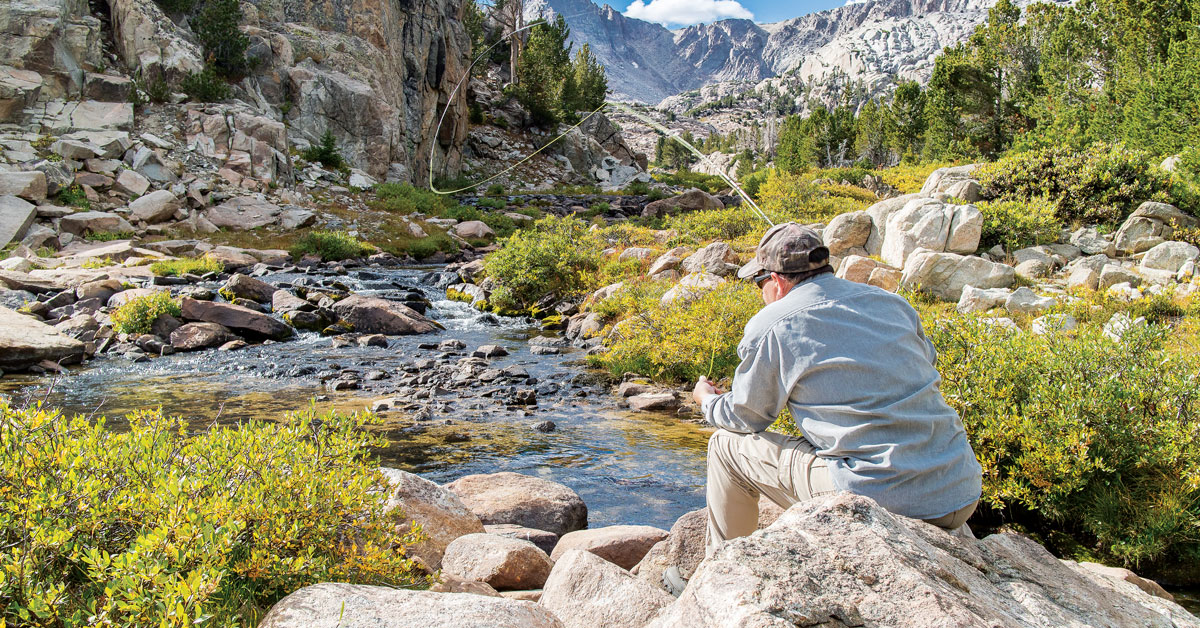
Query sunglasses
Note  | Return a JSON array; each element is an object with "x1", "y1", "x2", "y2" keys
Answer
[{"x1": 752, "y1": 271, "x2": 774, "y2": 288}]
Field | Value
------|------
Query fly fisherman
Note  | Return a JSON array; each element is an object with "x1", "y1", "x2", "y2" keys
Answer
[{"x1": 668, "y1": 222, "x2": 982, "y2": 594}]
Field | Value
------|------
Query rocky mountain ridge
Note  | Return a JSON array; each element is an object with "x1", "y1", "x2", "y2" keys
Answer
[{"x1": 527, "y1": 0, "x2": 1068, "y2": 106}]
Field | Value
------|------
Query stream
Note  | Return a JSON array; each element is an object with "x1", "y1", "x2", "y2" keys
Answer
[{"x1": 0, "y1": 265, "x2": 711, "y2": 530}]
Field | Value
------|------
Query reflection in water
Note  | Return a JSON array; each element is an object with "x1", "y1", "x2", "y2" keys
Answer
[{"x1": 0, "y1": 267, "x2": 712, "y2": 530}]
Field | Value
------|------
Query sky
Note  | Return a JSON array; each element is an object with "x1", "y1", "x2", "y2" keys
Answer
[{"x1": 622, "y1": 0, "x2": 848, "y2": 27}]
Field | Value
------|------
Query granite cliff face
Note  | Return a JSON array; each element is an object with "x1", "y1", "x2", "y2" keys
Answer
[
  {"x1": 528, "y1": 0, "x2": 1062, "y2": 105},
  {"x1": 241, "y1": 0, "x2": 470, "y2": 181}
]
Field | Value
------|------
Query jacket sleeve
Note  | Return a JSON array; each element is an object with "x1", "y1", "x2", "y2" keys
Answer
[{"x1": 702, "y1": 328, "x2": 792, "y2": 434}]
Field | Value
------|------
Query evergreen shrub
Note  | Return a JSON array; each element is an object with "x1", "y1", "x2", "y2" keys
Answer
[
  {"x1": 0, "y1": 402, "x2": 428, "y2": 627},
  {"x1": 301, "y1": 131, "x2": 346, "y2": 171},
  {"x1": 977, "y1": 144, "x2": 1196, "y2": 227}
]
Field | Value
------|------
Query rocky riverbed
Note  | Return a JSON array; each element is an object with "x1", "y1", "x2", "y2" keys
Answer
[{"x1": 0, "y1": 264, "x2": 712, "y2": 530}]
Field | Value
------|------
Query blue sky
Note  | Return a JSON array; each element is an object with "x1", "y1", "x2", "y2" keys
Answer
[{"x1": 622, "y1": 0, "x2": 846, "y2": 27}]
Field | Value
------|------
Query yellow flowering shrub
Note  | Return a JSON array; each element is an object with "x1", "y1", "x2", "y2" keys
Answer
[{"x1": 0, "y1": 402, "x2": 429, "y2": 627}]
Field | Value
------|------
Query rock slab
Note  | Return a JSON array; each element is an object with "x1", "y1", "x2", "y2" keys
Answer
[
  {"x1": 551, "y1": 524, "x2": 668, "y2": 570},
  {"x1": 442, "y1": 533, "x2": 554, "y2": 591},
  {"x1": 647, "y1": 493, "x2": 1199, "y2": 628},
  {"x1": 331, "y1": 294, "x2": 440, "y2": 335},
  {"x1": 0, "y1": 305, "x2": 86, "y2": 369},
  {"x1": 258, "y1": 583, "x2": 564, "y2": 628}
]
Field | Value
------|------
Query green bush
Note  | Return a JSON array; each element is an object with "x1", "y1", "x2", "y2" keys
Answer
[
  {"x1": 653, "y1": 170, "x2": 728, "y2": 194},
  {"x1": 591, "y1": 281, "x2": 762, "y2": 382},
  {"x1": 373, "y1": 183, "x2": 453, "y2": 214},
  {"x1": 485, "y1": 183, "x2": 505, "y2": 196},
  {"x1": 302, "y1": 131, "x2": 346, "y2": 171},
  {"x1": 403, "y1": 233, "x2": 457, "y2": 260},
  {"x1": 977, "y1": 143, "x2": 1196, "y2": 227},
  {"x1": 154, "y1": 0, "x2": 197, "y2": 12},
  {"x1": 181, "y1": 65, "x2": 231, "y2": 102},
  {"x1": 484, "y1": 216, "x2": 602, "y2": 310},
  {"x1": 149, "y1": 255, "x2": 224, "y2": 277},
  {"x1": 477, "y1": 197, "x2": 507, "y2": 210},
  {"x1": 927, "y1": 313, "x2": 1200, "y2": 568},
  {"x1": 111, "y1": 292, "x2": 182, "y2": 335},
  {"x1": 289, "y1": 231, "x2": 373, "y2": 261},
  {"x1": 0, "y1": 401, "x2": 428, "y2": 627},
  {"x1": 978, "y1": 197, "x2": 1063, "y2": 252}
]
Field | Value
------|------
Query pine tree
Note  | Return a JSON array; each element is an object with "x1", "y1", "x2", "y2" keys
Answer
[
  {"x1": 573, "y1": 44, "x2": 608, "y2": 111},
  {"x1": 517, "y1": 15, "x2": 572, "y2": 125}
]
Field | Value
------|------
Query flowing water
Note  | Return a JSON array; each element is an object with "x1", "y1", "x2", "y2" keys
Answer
[{"x1": 0, "y1": 266, "x2": 711, "y2": 530}]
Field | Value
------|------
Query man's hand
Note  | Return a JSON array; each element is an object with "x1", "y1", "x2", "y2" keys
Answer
[{"x1": 692, "y1": 376, "x2": 724, "y2": 407}]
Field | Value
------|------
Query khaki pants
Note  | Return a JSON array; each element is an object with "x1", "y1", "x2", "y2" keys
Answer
[{"x1": 705, "y1": 429, "x2": 977, "y2": 556}]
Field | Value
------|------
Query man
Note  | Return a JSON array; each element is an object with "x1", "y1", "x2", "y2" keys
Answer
[{"x1": 691, "y1": 222, "x2": 982, "y2": 561}]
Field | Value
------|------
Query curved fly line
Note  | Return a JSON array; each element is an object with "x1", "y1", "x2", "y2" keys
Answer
[{"x1": 427, "y1": 16, "x2": 774, "y2": 228}]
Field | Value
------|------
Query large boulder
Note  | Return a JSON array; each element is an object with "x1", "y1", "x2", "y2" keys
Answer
[
  {"x1": 881, "y1": 197, "x2": 982, "y2": 268},
  {"x1": 1114, "y1": 202, "x2": 1198, "y2": 254},
  {"x1": 680, "y1": 241, "x2": 739, "y2": 277},
  {"x1": 258, "y1": 583, "x2": 564, "y2": 628},
  {"x1": 0, "y1": 305, "x2": 86, "y2": 369},
  {"x1": 540, "y1": 550, "x2": 674, "y2": 628},
  {"x1": 446, "y1": 472, "x2": 587, "y2": 537},
  {"x1": 0, "y1": 66, "x2": 43, "y2": 122},
  {"x1": 220, "y1": 273, "x2": 276, "y2": 304},
  {"x1": 822, "y1": 210, "x2": 872, "y2": 257},
  {"x1": 0, "y1": 196, "x2": 37, "y2": 248},
  {"x1": 901, "y1": 249, "x2": 1016, "y2": 301},
  {"x1": 205, "y1": 196, "x2": 282, "y2": 230},
  {"x1": 127, "y1": 189, "x2": 181, "y2": 224},
  {"x1": 641, "y1": 188, "x2": 724, "y2": 219},
  {"x1": 1140, "y1": 241, "x2": 1199, "y2": 274},
  {"x1": 455, "y1": 220, "x2": 495, "y2": 240},
  {"x1": 920, "y1": 164, "x2": 980, "y2": 194},
  {"x1": 864, "y1": 193, "x2": 921, "y2": 255},
  {"x1": 0, "y1": 172, "x2": 47, "y2": 200},
  {"x1": 550, "y1": 525, "x2": 668, "y2": 570},
  {"x1": 647, "y1": 493, "x2": 1198, "y2": 628},
  {"x1": 179, "y1": 297, "x2": 293, "y2": 340},
  {"x1": 378, "y1": 467, "x2": 485, "y2": 571},
  {"x1": 58, "y1": 211, "x2": 134, "y2": 236},
  {"x1": 660, "y1": 272, "x2": 725, "y2": 305},
  {"x1": 169, "y1": 322, "x2": 232, "y2": 351},
  {"x1": 331, "y1": 294, "x2": 440, "y2": 335},
  {"x1": 441, "y1": 533, "x2": 554, "y2": 590}
]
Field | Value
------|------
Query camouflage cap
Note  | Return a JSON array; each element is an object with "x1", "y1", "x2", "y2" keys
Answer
[{"x1": 737, "y1": 222, "x2": 830, "y2": 280}]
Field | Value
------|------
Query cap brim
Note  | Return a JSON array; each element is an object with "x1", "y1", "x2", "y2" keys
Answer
[{"x1": 737, "y1": 258, "x2": 764, "y2": 280}]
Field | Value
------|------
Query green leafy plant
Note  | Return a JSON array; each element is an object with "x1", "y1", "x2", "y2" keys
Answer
[
  {"x1": 591, "y1": 280, "x2": 762, "y2": 382},
  {"x1": 477, "y1": 197, "x2": 507, "y2": 210},
  {"x1": 484, "y1": 215, "x2": 602, "y2": 310},
  {"x1": 111, "y1": 291, "x2": 182, "y2": 335},
  {"x1": 977, "y1": 197, "x2": 1063, "y2": 252},
  {"x1": 149, "y1": 255, "x2": 224, "y2": 277},
  {"x1": 192, "y1": 0, "x2": 249, "y2": 78},
  {"x1": 485, "y1": 183, "x2": 505, "y2": 197},
  {"x1": 289, "y1": 231, "x2": 373, "y2": 261},
  {"x1": 0, "y1": 401, "x2": 429, "y2": 627},
  {"x1": 56, "y1": 184, "x2": 90, "y2": 209}
]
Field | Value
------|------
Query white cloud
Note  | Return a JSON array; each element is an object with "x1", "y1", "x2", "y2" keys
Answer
[{"x1": 624, "y1": 0, "x2": 754, "y2": 27}]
